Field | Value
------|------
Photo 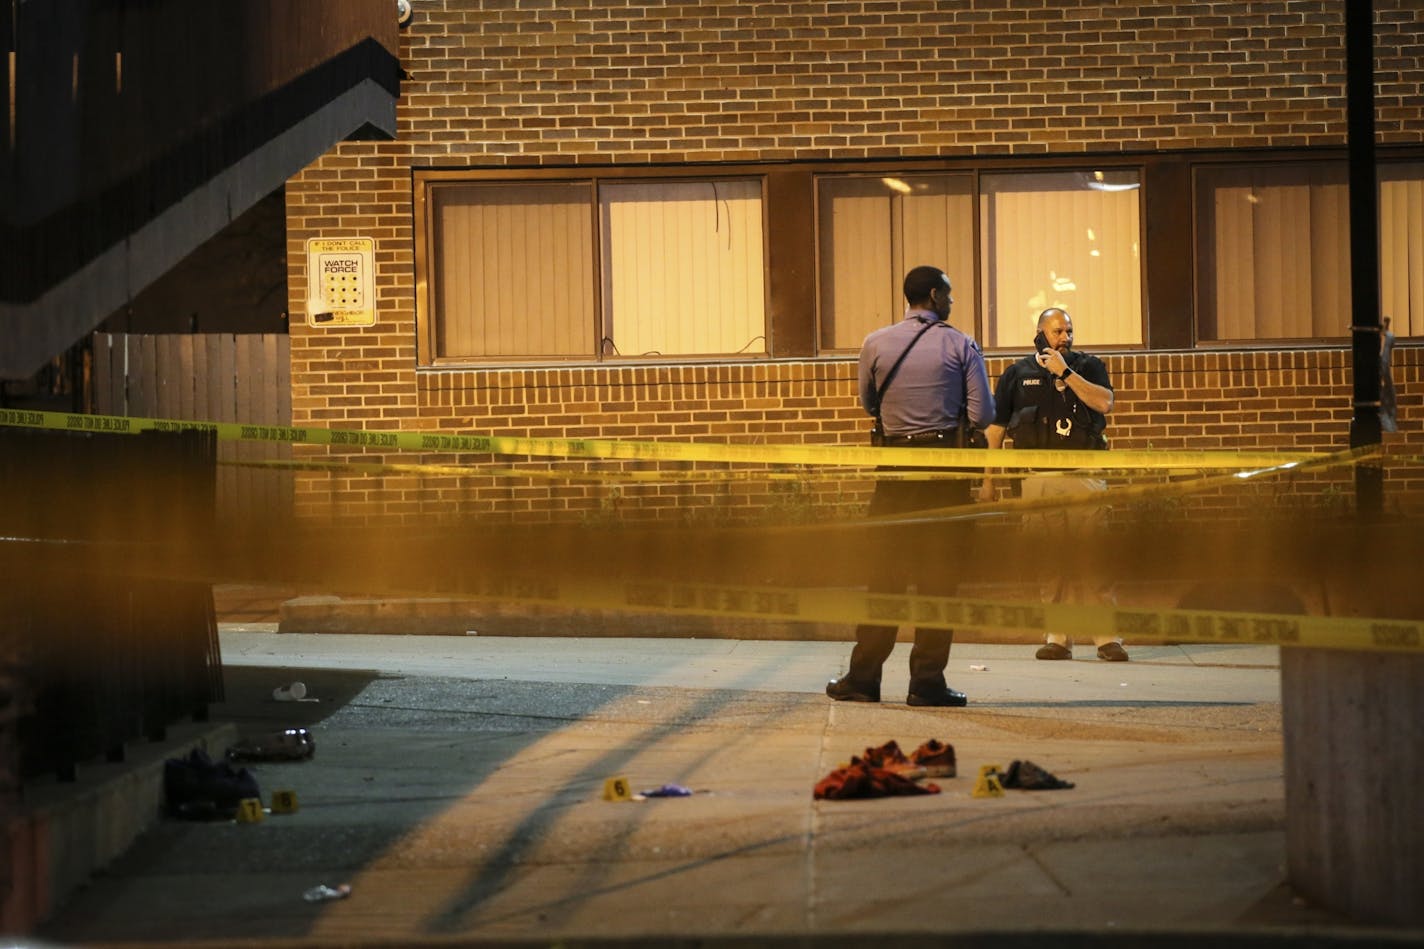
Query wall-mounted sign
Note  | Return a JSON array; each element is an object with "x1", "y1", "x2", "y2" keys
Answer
[{"x1": 305, "y1": 237, "x2": 375, "y2": 326}]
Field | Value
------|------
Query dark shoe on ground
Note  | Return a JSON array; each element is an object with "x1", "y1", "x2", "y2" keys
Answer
[
  {"x1": 910, "y1": 739, "x2": 957, "y2": 777},
  {"x1": 826, "y1": 677, "x2": 880, "y2": 702},
  {"x1": 1096, "y1": 642, "x2": 1129, "y2": 662},
  {"x1": 226, "y1": 726, "x2": 316, "y2": 763},
  {"x1": 1001, "y1": 758, "x2": 1075, "y2": 790},
  {"x1": 1035, "y1": 642, "x2": 1073, "y2": 661},
  {"x1": 906, "y1": 687, "x2": 968, "y2": 708}
]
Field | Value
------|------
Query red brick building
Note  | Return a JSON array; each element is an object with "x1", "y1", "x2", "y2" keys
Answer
[{"x1": 284, "y1": 1, "x2": 1424, "y2": 523}]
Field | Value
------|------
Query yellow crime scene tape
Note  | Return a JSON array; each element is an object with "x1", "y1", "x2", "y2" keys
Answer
[
  {"x1": 857, "y1": 445, "x2": 1379, "y2": 525},
  {"x1": 7, "y1": 523, "x2": 1417, "y2": 653},
  {"x1": 0, "y1": 407, "x2": 1334, "y2": 471},
  {"x1": 419, "y1": 570, "x2": 1424, "y2": 654},
  {"x1": 225, "y1": 443, "x2": 1379, "y2": 493},
  {"x1": 225, "y1": 457, "x2": 990, "y2": 484},
  {"x1": 5, "y1": 407, "x2": 1414, "y2": 654}
]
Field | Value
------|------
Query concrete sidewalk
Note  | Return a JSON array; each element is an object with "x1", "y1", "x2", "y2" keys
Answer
[{"x1": 29, "y1": 633, "x2": 1417, "y2": 947}]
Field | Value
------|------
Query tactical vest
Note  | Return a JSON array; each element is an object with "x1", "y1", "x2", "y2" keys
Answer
[{"x1": 1004, "y1": 353, "x2": 1107, "y2": 451}]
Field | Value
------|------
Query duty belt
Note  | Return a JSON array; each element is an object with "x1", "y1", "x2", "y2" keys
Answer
[{"x1": 885, "y1": 429, "x2": 958, "y2": 445}]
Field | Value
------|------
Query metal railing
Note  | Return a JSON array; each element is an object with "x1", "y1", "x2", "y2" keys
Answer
[{"x1": 0, "y1": 427, "x2": 222, "y2": 783}]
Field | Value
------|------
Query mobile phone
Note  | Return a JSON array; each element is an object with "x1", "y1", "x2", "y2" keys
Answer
[{"x1": 1033, "y1": 330, "x2": 1049, "y2": 354}]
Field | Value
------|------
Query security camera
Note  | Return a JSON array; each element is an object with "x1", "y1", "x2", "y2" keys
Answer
[{"x1": 397, "y1": 0, "x2": 413, "y2": 28}]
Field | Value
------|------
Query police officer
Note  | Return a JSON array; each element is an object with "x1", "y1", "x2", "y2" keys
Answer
[
  {"x1": 826, "y1": 265, "x2": 995, "y2": 707},
  {"x1": 977, "y1": 306, "x2": 1127, "y2": 661}
]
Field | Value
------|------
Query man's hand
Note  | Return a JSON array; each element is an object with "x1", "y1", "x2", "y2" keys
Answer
[
  {"x1": 1037, "y1": 347, "x2": 1068, "y2": 377},
  {"x1": 978, "y1": 424, "x2": 1008, "y2": 502}
]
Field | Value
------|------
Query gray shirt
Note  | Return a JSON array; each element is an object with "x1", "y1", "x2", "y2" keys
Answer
[{"x1": 858, "y1": 310, "x2": 995, "y2": 436}]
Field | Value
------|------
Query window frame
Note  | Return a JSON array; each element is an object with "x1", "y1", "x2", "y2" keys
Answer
[
  {"x1": 1190, "y1": 157, "x2": 1352, "y2": 347},
  {"x1": 1371, "y1": 159, "x2": 1423, "y2": 344},
  {"x1": 413, "y1": 167, "x2": 773, "y2": 369},
  {"x1": 812, "y1": 172, "x2": 978, "y2": 354},
  {"x1": 1188, "y1": 152, "x2": 1424, "y2": 349},
  {"x1": 420, "y1": 177, "x2": 600, "y2": 364},
  {"x1": 976, "y1": 167, "x2": 1146, "y2": 351},
  {"x1": 812, "y1": 163, "x2": 1149, "y2": 355}
]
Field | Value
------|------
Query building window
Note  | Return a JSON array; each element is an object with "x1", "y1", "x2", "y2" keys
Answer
[
  {"x1": 1197, "y1": 161, "x2": 1424, "y2": 343},
  {"x1": 419, "y1": 177, "x2": 766, "y2": 365},
  {"x1": 979, "y1": 170, "x2": 1144, "y2": 350},
  {"x1": 429, "y1": 181, "x2": 596, "y2": 360},
  {"x1": 599, "y1": 180, "x2": 766, "y2": 358},
  {"x1": 1381, "y1": 162, "x2": 1424, "y2": 339},
  {"x1": 816, "y1": 174, "x2": 974, "y2": 352},
  {"x1": 1195, "y1": 162, "x2": 1350, "y2": 342}
]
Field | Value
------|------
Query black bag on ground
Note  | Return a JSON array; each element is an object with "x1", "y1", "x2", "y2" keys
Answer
[{"x1": 164, "y1": 748, "x2": 261, "y2": 819}]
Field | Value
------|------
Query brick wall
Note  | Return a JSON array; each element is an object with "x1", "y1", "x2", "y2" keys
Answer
[
  {"x1": 285, "y1": 0, "x2": 1424, "y2": 524},
  {"x1": 389, "y1": 0, "x2": 1424, "y2": 160}
]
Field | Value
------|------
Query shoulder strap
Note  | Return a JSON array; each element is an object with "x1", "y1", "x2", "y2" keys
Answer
[
  {"x1": 955, "y1": 337, "x2": 983, "y2": 438},
  {"x1": 873, "y1": 319, "x2": 939, "y2": 415}
]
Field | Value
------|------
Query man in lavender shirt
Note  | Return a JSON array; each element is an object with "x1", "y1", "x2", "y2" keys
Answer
[{"x1": 826, "y1": 265, "x2": 994, "y2": 708}]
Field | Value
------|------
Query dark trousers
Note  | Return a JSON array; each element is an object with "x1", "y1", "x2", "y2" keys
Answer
[{"x1": 846, "y1": 467, "x2": 972, "y2": 695}]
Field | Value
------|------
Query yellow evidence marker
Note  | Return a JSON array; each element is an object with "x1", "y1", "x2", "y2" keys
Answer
[
  {"x1": 270, "y1": 790, "x2": 300, "y2": 814},
  {"x1": 972, "y1": 765, "x2": 1005, "y2": 798},
  {"x1": 235, "y1": 798, "x2": 266, "y2": 822}
]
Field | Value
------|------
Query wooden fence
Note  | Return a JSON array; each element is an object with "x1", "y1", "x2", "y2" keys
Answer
[{"x1": 91, "y1": 333, "x2": 292, "y2": 525}]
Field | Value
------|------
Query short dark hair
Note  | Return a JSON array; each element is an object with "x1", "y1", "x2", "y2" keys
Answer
[{"x1": 903, "y1": 266, "x2": 948, "y2": 305}]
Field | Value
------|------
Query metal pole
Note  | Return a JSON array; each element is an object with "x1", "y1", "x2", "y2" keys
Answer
[{"x1": 1346, "y1": 0, "x2": 1383, "y2": 517}]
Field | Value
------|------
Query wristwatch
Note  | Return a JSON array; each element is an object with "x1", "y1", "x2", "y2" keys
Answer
[{"x1": 1059, "y1": 366, "x2": 1075, "y2": 381}]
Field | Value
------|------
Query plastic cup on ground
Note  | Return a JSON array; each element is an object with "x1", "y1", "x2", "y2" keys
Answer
[{"x1": 273, "y1": 682, "x2": 307, "y2": 702}]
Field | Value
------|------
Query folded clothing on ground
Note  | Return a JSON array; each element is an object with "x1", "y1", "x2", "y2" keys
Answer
[{"x1": 814, "y1": 757, "x2": 942, "y2": 800}]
